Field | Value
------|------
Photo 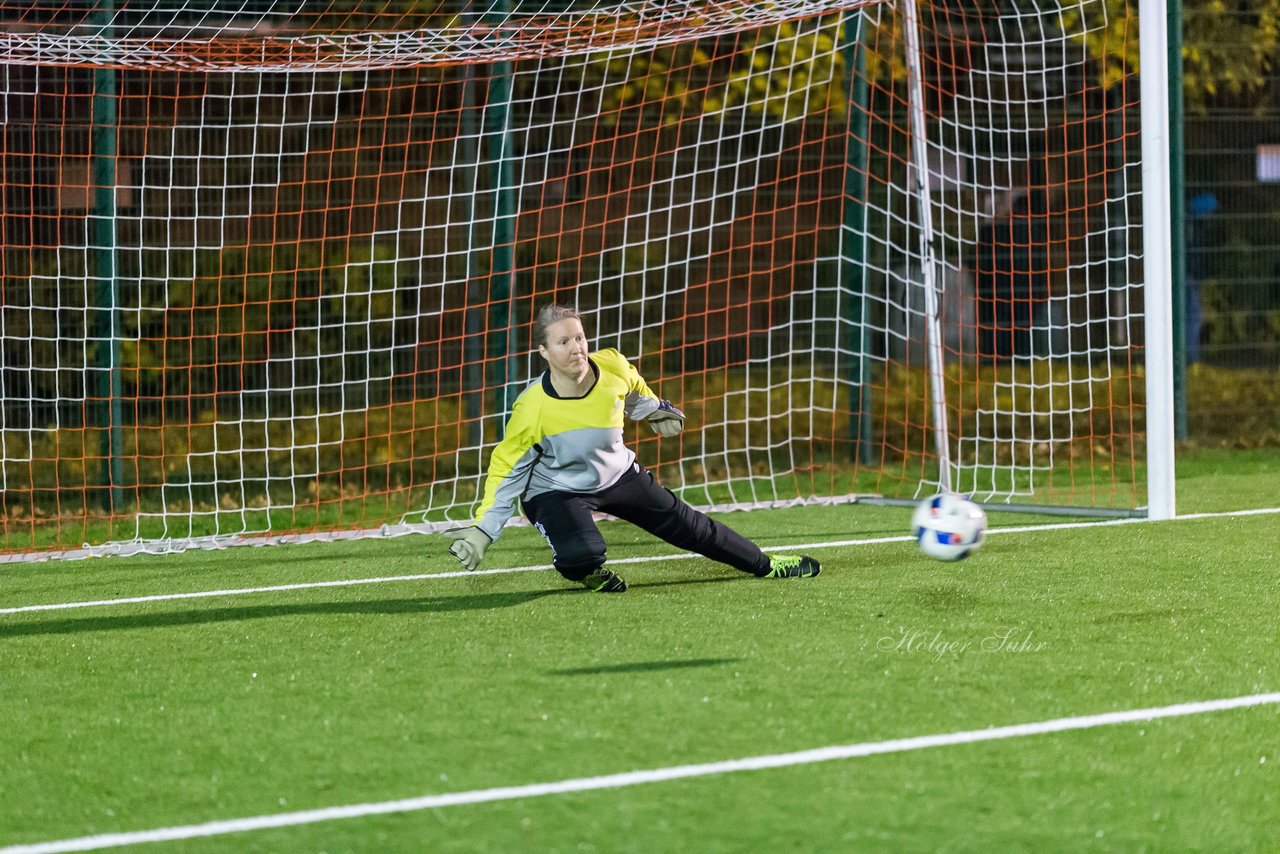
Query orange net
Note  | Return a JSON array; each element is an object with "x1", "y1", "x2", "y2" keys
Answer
[{"x1": 0, "y1": 0, "x2": 1148, "y2": 560}]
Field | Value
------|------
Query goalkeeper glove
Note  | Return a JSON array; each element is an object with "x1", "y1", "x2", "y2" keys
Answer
[
  {"x1": 647, "y1": 399, "x2": 685, "y2": 437},
  {"x1": 444, "y1": 526, "x2": 491, "y2": 571}
]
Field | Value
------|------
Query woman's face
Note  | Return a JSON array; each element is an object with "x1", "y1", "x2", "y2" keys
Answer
[{"x1": 539, "y1": 317, "x2": 590, "y2": 383}]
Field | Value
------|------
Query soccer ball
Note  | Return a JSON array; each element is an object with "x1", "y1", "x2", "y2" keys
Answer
[{"x1": 912, "y1": 493, "x2": 987, "y2": 561}]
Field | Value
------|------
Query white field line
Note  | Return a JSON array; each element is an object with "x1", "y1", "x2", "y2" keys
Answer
[
  {"x1": 3, "y1": 691, "x2": 1278, "y2": 854},
  {"x1": 3, "y1": 506, "x2": 1280, "y2": 617}
]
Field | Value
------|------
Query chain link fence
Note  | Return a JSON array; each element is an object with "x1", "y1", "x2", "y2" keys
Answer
[{"x1": 1182, "y1": 3, "x2": 1280, "y2": 445}]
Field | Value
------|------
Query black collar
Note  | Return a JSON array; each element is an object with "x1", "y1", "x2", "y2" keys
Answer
[{"x1": 541, "y1": 358, "x2": 600, "y2": 399}]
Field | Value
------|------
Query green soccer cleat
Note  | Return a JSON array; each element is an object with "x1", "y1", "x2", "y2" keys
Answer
[
  {"x1": 581, "y1": 569, "x2": 628, "y2": 592},
  {"x1": 763, "y1": 554, "x2": 821, "y2": 579}
]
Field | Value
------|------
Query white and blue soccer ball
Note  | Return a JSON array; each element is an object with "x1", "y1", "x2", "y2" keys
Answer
[{"x1": 912, "y1": 493, "x2": 987, "y2": 561}]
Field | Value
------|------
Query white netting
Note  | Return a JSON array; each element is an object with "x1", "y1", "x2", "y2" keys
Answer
[
  {"x1": 0, "y1": 0, "x2": 1153, "y2": 561},
  {"x1": 2, "y1": 0, "x2": 879, "y2": 71}
]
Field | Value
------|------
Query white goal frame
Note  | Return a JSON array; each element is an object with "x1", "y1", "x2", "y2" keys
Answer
[
  {"x1": 0, "y1": 0, "x2": 1180, "y2": 562},
  {"x1": 902, "y1": 0, "x2": 1175, "y2": 519},
  {"x1": 1139, "y1": 0, "x2": 1176, "y2": 520}
]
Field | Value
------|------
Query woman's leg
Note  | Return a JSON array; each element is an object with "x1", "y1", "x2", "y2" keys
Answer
[
  {"x1": 597, "y1": 465, "x2": 772, "y2": 576},
  {"x1": 522, "y1": 490, "x2": 607, "y2": 582}
]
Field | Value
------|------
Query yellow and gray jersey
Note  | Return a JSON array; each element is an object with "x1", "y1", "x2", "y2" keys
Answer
[{"x1": 472, "y1": 348, "x2": 664, "y2": 541}]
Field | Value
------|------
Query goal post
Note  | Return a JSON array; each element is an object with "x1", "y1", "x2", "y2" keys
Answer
[
  {"x1": 1140, "y1": 0, "x2": 1176, "y2": 521},
  {"x1": 0, "y1": 0, "x2": 1174, "y2": 561}
]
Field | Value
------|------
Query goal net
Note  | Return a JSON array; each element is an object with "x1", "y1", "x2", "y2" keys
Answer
[{"x1": 0, "y1": 0, "x2": 1164, "y2": 560}]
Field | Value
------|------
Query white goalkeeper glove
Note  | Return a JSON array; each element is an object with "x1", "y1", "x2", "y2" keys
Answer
[
  {"x1": 444, "y1": 526, "x2": 491, "y2": 571},
  {"x1": 646, "y1": 399, "x2": 686, "y2": 437}
]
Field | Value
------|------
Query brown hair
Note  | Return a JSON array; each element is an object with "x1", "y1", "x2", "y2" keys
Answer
[{"x1": 532, "y1": 303, "x2": 582, "y2": 348}]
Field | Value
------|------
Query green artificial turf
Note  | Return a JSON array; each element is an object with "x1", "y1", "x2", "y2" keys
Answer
[{"x1": 1, "y1": 447, "x2": 1278, "y2": 852}]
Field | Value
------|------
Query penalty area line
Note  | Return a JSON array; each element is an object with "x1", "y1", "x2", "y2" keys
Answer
[
  {"x1": 3, "y1": 506, "x2": 1280, "y2": 616},
  {"x1": 3, "y1": 691, "x2": 1278, "y2": 853}
]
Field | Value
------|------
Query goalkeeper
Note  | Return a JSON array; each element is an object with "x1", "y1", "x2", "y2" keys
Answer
[{"x1": 444, "y1": 304, "x2": 820, "y2": 592}]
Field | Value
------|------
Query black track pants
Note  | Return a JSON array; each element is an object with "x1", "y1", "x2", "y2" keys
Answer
[{"x1": 521, "y1": 463, "x2": 771, "y2": 582}]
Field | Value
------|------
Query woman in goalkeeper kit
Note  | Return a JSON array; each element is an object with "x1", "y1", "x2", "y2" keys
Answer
[{"x1": 444, "y1": 304, "x2": 821, "y2": 592}]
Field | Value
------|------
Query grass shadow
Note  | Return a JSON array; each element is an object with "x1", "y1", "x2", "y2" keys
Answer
[
  {"x1": 0, "y1": 589, "x2": 566, "y2": 640},
  {"x1": 628, "y1": 575, "x2": 746, "y2": 589},
  {"x1": 549, "y1": 657, "x2": 741, "y2": 676}
]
